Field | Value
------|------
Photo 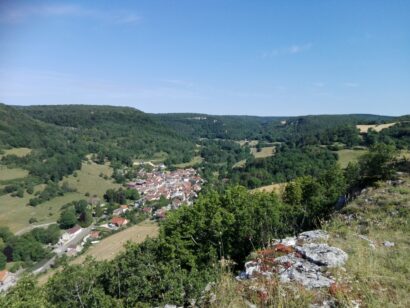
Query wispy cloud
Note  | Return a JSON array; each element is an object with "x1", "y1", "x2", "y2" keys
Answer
[
  {"x1": 262, "y1": 43, "x2": 312, "y2": 58},
  {"x1": 343, "y1": 82, "x2": 359, "y2": 88},
  {"x1": 0, "y1": 4, "x2": 140, "y2": 25}
]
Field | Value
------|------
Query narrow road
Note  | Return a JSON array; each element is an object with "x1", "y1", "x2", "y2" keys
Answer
[
  {"x1": 15, "y1": 222, "x2": 56, "y2": 235},
  {"x1": 32, "y1": 226, "x2": 92, "y2": 275}
]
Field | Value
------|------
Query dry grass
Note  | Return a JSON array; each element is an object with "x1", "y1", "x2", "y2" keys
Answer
[
  {"x1": 0, "y1": 165, "x2": 29, "y2": 181},
  {"x1": 212, "y1": 177, "x2": 410, "y2": 307},
  {"x1": 38, "y1": 220, "x2": 159, "y2": 285},
  {"x1": 73, "y1": 220, "x2": 159, "y2": 263},
  {"x1": 2, "y1": 147, "x2": 32, "y2": 157},
  {"x1": 251, "y1": 146, "x2": 275, "y2": 159},
  {"x1": 356, "y1": 123, "x2": 396, "y2": 133},
  {"x1": 252, "y1": 183, "x2": 286, "y2": 196},
  {"x1": 324, "y1": 178, "x2": 410, "y2": 307}
]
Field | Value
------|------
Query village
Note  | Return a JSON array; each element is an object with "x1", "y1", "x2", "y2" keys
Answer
[
  {"x1": 127, "y1": 164, "x2": 203, "y2": 219},
  {"x1": 1, "y1": 164, "x2": 203, "y2": 292}
]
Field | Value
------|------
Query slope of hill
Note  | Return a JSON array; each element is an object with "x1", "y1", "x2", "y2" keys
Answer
[
  {"x1": 208, "y1": 174, "x2": 410, "y2": 307},
  {"x1": 19, "y1": 105, "x2": 195, "y2": 165}
]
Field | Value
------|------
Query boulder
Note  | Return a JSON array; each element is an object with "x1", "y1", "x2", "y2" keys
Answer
[
  {"x1": 296, "y1": 243, "x2": 348, "y2": 268},
  {"x1": 275, "y1": 254, "x2": 334, "y2": 289},
  {"x1": 383, "y1": 241, "x2": 395, "y2": 247},
  {"x1": 298, "y1": 230, "x2": 329, "y2": 243}
]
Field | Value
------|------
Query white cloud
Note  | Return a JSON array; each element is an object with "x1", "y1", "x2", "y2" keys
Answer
[
  {"x1": 0, "y1": 4, "x2": 140, "y2": 25},
  {"x1": 262, "y1": 43, "x2": 312, "y2": 58}
]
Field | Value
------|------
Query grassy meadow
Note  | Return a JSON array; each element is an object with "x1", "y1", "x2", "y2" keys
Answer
[
  {"x1": 60, "y1": 161, "x2": 120, "y2": 198},
  {"x1": 0, "y1": 160, "x2": 119, "y2": 233},
  {"x1": 0, "y1": 165, "x2": 29, "y2": 182},
  {"x1": 336, "y1": 149, "x2": 368, "y2": 168},
  {"x1": 0, "y1": 190, "x2": 84, "y2": 233},
  {"x1": 174, "y1": 156, "x2": 203, "y2": 168}
]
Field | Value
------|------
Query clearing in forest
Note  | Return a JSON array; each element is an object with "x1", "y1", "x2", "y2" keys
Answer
[
  {"x1": 251, "y1": 146, "x2": 275, "y2": 159},
  {"x1": 356, "y1": 123, "x2": 396, "y2": 133},
  {"x1": 336, "y1": 149, "x2": 368, "y2": 168},
  {"x1": 252, "y1": 183, "x2": 286, "y2": 195}
]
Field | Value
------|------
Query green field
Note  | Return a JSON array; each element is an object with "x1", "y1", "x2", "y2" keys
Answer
[
  {"x1": 60, "y1": 161, "x2": 120, "y2": 198},
  {"x1": 0, "y1": 165, "x2": 29, "y2": 182},
  {"x1": 0, "y1": 161, "x2": 119, "y2": 233},
  {"x1": 336, "y1": 149, "x2": 368, "y2": 168},
  {"x1": 0, "y1": 190, "x2": 84, "y2": 233},
  {"x1": 173, "y1": 156, "x2": 203, "y2": 168}
]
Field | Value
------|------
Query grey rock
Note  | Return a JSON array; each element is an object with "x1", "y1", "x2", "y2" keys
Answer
[
  {"x1": 296, "y1": 243, "x2": 348, "y2": 267},
  {"x1": 275, "y1": 253, "x2": 334, "y2": 289},
  {"x1": 383, "y1": 241, "x2": 395, "y2": 247},
  {"x1": 272, "y1": 236, "x2": 297, "y2": 247},
  {"x1": 298, "y1": 230, "x2": 329, "y2": 243}
]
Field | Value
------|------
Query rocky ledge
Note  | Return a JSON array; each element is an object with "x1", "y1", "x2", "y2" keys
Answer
[{"x1": 237, "y1": 230, "x2": 348, "y2": 289}]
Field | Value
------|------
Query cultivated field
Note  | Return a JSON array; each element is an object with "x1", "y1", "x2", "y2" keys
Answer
[
  {"x1": 336, "y1": 149, "x2": 368, "y2": 168},
  {"x1": 1, "y1": 147, "x2": 32, "y2": 157},
  {"x1": 0, "y1": 166, "x2": 29, "y2": 182},
  {"x1": 73, "y1": 220, "x2": 159, "y2": 263},
  {"x1": 356, "y1": 123, "x2": 396, "y2": 133},
  {"x1": 252, "y1": 183, "x2": 286, "y2": 195},
  {"x1": 60, "y1": 161, "x2": 120, "y2": 198},
  {"x1": 251, "y1": 146, "x2": 275, "y2": 159}
]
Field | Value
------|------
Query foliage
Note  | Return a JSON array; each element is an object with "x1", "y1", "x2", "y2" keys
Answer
[
  {"x1": 59, "y1": 207, "x2": 77, "y2": 229},
  {"x1": 230, "y1": 146, "x2": 338, "y2": 188},
  {"x1": 30, "y1": 224, "x2": 61, "y2": 245}
]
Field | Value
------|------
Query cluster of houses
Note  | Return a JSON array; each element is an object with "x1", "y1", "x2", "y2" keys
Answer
[{"x1": 128, "y1": 167, "x2": 203, "y2": 205}]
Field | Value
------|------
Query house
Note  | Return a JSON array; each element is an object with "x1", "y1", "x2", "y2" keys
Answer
[
  {"x1": 111, "y1": 217, "x2": 129, "y2": 227},
  {"x1": 61, "y1": 225, "x2": 82, "y2": 241},
  {"x1": 66, "y1": 244, "x2": 82, "y2": 257},
  {"x1": 0, "y1": 270, "x2": 8, "y2": 286},
  {"x1": 142, "y1": 207, "x2": 153, "y2": 214},
  {"x1": 89, "y1": 231, "x2": 100, "y2": 240}
]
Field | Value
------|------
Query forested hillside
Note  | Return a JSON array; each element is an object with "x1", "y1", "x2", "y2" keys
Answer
[{"x1": 21, "y1": 105, "x2": 196, "y2": 165}]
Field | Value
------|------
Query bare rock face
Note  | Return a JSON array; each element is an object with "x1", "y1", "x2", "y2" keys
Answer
[
  {"x1": 296, "y1": 243, "x2": 348, "y2": 268},
  {"x1": 298, "y1": 230, "x2": 329, "y2": 243}
]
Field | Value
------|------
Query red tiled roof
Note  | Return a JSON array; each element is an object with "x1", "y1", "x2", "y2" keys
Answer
[
  {"x1": 67, "y1": 225, "x2": 81, "y2": 234},
  {"x1": 0, "y1": 270, "x2": 8, "y2": 282},
  {"x1": 111, "y1": 217, "x2": 128, "y2": 226}
]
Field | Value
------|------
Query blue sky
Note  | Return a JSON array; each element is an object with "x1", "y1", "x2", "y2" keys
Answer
[{"x1": 0, "y1": 0, "x2": 409, "y2": 116}]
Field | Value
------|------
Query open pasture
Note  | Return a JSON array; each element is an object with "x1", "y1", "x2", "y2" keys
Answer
[{"x1": 356, "y1": 123, "x2": 396, "y2": 133}]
